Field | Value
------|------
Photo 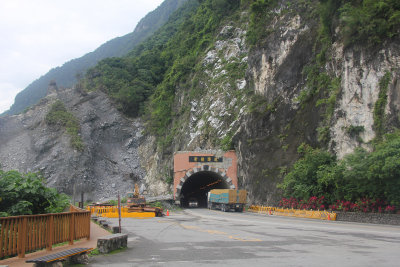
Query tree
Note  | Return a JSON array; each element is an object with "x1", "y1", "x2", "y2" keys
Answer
[
  {"x1": 0, "y1": 169, "x2": 70, "y2": 217},
  {"x1": 279, "y1": 132, "x2": 400, "y2": 207},
  {"x1": 278, "y1": 144, "x2": 337, "y2": 201}
]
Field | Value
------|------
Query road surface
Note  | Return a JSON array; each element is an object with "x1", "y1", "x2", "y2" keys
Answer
[{"x1": 88, "y1": 208, "x2": 400, "y2": 266}]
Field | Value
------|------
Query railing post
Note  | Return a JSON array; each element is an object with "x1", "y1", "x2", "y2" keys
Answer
[
  {"x1": 87, "y1": 212, "x2": 91, "y2": 240},
  {"x1": 18, "y1": 217, "x2": 27, "y2": 258},
  {"x1": 0, "y1": 219, "x2": 3, "y2": 258},
  {"x1": 47, "y1": 215, "x2": 54, "y2": 251},
  {"x1": 69, "y1": 212, "x2": 75, "y2": 245}
]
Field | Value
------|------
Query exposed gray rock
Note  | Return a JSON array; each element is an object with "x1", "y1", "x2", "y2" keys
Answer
[{"x1": 0, "y1": 87, "x2": 146, "y2": 202}]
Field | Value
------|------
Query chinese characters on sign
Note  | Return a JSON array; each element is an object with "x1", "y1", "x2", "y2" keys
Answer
[{"x1": 189, "y1": 156, "x2": 223, "y2": 163}]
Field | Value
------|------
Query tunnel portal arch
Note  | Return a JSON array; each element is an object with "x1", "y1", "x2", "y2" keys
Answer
[
  {"x1": 174, "y1": 151, "x2": 238, "y2": 207},
  {"x1": 177, "y1": 167, "x2": 235, "y2": 207}
]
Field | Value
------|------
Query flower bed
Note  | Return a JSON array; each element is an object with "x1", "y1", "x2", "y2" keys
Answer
[{"x1": 279, "y1": 197, "x2": 398, "y2": 214}]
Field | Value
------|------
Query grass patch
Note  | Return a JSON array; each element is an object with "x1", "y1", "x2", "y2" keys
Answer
[
  {"x1": 373, "y1": 71, "x2": 391, "y2": 140},
  {"x1": 108, "y1": 247, "x2": 127, "y2": 255},
  {"x1": 46, "y1": 100, "x2": 84, "y2": 151},
  {"x1": 89, "y1": 248, "x2": 100, "y2": 256}
]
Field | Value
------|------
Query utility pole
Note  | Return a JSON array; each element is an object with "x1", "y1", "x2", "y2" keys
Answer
[
  {"x1": 118, "y1": 192, "x2": 122, "y2": 233},
  {"x1": 80, "y1": 192, "x2": 84, "y2": 208}
]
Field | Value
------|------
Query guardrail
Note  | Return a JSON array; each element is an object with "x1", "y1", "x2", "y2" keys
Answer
[
  {"x1": 248, "y1": 205, "x2": 336, "y2": 221},
  {"x1": 0, "y1": 206, "x2": 90, "y2": 259}
]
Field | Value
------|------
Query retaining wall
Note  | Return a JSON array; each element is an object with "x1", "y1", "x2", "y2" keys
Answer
[
  {"x1": 97, "y1": 234, "x2": 128, "y2": 254},
  {"x1": 336, "y1": 212, "x2": 400, "y2": 225}
]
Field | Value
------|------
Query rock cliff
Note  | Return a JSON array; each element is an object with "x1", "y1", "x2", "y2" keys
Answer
[
  {"x1": 139, "y1": 2, "x2": 400, "y2": 205},
  {"x1": 0, "y1": 86, "x2": 146, "y2": 201}
]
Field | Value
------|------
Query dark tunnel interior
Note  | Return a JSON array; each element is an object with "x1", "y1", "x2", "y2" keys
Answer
[{"x1": 179, "y1": 171, "x2": 229, "y2": 208}]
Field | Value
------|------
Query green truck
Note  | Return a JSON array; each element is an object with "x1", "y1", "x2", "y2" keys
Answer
[{"x1": 207, "y1": 189, "x2": 247, "y2": 212}]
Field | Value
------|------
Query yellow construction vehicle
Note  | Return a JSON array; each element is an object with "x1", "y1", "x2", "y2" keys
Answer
[
  {"x1": 126, "y1": 184, "x2": 163, "y2": 216},
  {"x1": 126, "y1": 184, "x2": 146, "y2": 207}
]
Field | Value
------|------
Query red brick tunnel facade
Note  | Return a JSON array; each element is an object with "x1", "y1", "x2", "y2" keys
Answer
[{"x1": 173, "y1": 151, "x2": 238, "y2": 207}]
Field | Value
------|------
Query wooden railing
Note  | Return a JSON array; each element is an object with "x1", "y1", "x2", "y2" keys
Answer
[{"x1": 0, "y1": 206, "x2": 90, "y2": 259}]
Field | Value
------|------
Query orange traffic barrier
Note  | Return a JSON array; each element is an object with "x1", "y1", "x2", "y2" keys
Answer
[
  {"x1": 248, "y1": 205, "x2": 336, "y2": 221},
  {"x1": 86, "y1": 206, "x2": 155, "y2": 218}
]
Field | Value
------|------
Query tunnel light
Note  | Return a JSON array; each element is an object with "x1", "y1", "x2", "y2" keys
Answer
[{"x1": 199, "y1": 179, "x2": 222, "y2": 190}]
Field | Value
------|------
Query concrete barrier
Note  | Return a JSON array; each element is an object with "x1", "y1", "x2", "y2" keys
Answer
[
  {"x1": 97, "y1": 234, "x2": 128, "y2": 254},
  {"x1": 87, "y1": 206, "x2": 156, "y2": 218},
  {"x1": 248, "y1": 206, "x2": 337, "y2": 221}
]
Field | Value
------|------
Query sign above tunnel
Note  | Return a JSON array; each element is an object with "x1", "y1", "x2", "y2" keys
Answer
[{"x1": 189, "y1": 156, "x2": 223, "y2": 163}]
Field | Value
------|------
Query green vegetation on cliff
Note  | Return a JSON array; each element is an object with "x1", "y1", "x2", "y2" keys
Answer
[
  {"x1": 373, "y1": 71, "x2": 392, "y2": 140},
  {"x1": 46, "y1": 100, "x2": 84, "y2": 151},
  {"x1": 0, "y1": 169, "x2": 70, "y2": 217},
  {"x1": 279, "y1": 132, "x2": 400, "y2": 207},
  {"x1": 84, "y1": 0, "x2": 241, "y2": 139},
  {"x1": 246, "y1": 0, "x2": 278, "y2": 45},
  {"x1": 340, "y1": 0, "x2": 400, "y2": 47},
  {"x1": 81, "y1": 0, "x2": 399, "y2": 142}
]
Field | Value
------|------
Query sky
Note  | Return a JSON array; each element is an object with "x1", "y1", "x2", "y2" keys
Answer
[{"x1": 0, "y1": 0, "x2": 164, "y2": 113}]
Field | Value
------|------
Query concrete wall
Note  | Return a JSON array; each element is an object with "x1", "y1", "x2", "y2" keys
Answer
[{"x1": 336, "y1": 212, "x2": 400, "y2": 226}]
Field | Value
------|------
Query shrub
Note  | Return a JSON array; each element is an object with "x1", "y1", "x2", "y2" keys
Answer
[
  {"x1": 339, "y1": 0, "x2": 400, "y2": 48},
  {"x1": 246, "y1": 0, "x2": 278, "y2": 45},
  {"x1": 277, "y1": 145, "x2": 338, "y2": 201},
  {"x1": 0, "y1": 169, "x2": 70, "y2": 216},
  {"x1": 280, "y1": 132, "x2": 400, "y2": 209}
]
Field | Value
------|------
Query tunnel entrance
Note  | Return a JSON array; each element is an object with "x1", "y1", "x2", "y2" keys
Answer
[{"x1": 179, "y1": 171, "x2": 230, "y2": 208}]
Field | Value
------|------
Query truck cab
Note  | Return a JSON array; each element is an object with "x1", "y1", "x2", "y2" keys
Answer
[{"x1": 188, "y1": 197, "x2": 199, "y2": 208}]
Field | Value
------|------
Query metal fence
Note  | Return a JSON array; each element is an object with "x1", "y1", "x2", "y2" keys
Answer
[{"x1": 0, "y1": 206, "x2": 90, "y2": 259}]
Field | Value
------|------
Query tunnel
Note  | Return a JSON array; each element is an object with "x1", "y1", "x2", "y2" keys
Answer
[{"x1": 179, "y1": 171, "x2": 230, "y2": 208}]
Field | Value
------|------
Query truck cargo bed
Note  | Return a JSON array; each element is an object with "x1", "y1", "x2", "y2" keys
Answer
[
  {"x1": 207, "y1": 189, "x2": 247, "y2": 212},
  {"x1": 208, "y1": 189, "x2": 246, "y2": 204}
]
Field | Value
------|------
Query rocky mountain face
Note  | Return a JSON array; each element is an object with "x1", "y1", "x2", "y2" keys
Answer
[
  {"x1": 237, "y1": 18, "x2": 400, "y2": 204},
  {"x1": 1, "y1": 1, "x2": 399, "y2": 204},
  {"x1": 0, "y1": 86, "x2": 147, "y2": 202},
  {"x1": 140, "y1": 3, "x2": 400, "y2": 205}
]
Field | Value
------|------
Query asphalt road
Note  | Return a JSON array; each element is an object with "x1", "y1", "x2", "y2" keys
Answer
[{"x1": 88, "y1": 209, "x2": 400, "y2": 267}]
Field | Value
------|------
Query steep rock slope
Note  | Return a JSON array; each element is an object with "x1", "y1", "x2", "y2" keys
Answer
[
  {"x1": 330, "y1": 44, "x2": 400, "y2": 158},
  {"x1": 0, "y1": 86, "x2": 146, "y2": 201}
]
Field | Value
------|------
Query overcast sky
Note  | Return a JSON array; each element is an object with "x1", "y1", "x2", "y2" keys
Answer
[{"x1": 0, "y1": 0, "x2": 164, "y2": 113}]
